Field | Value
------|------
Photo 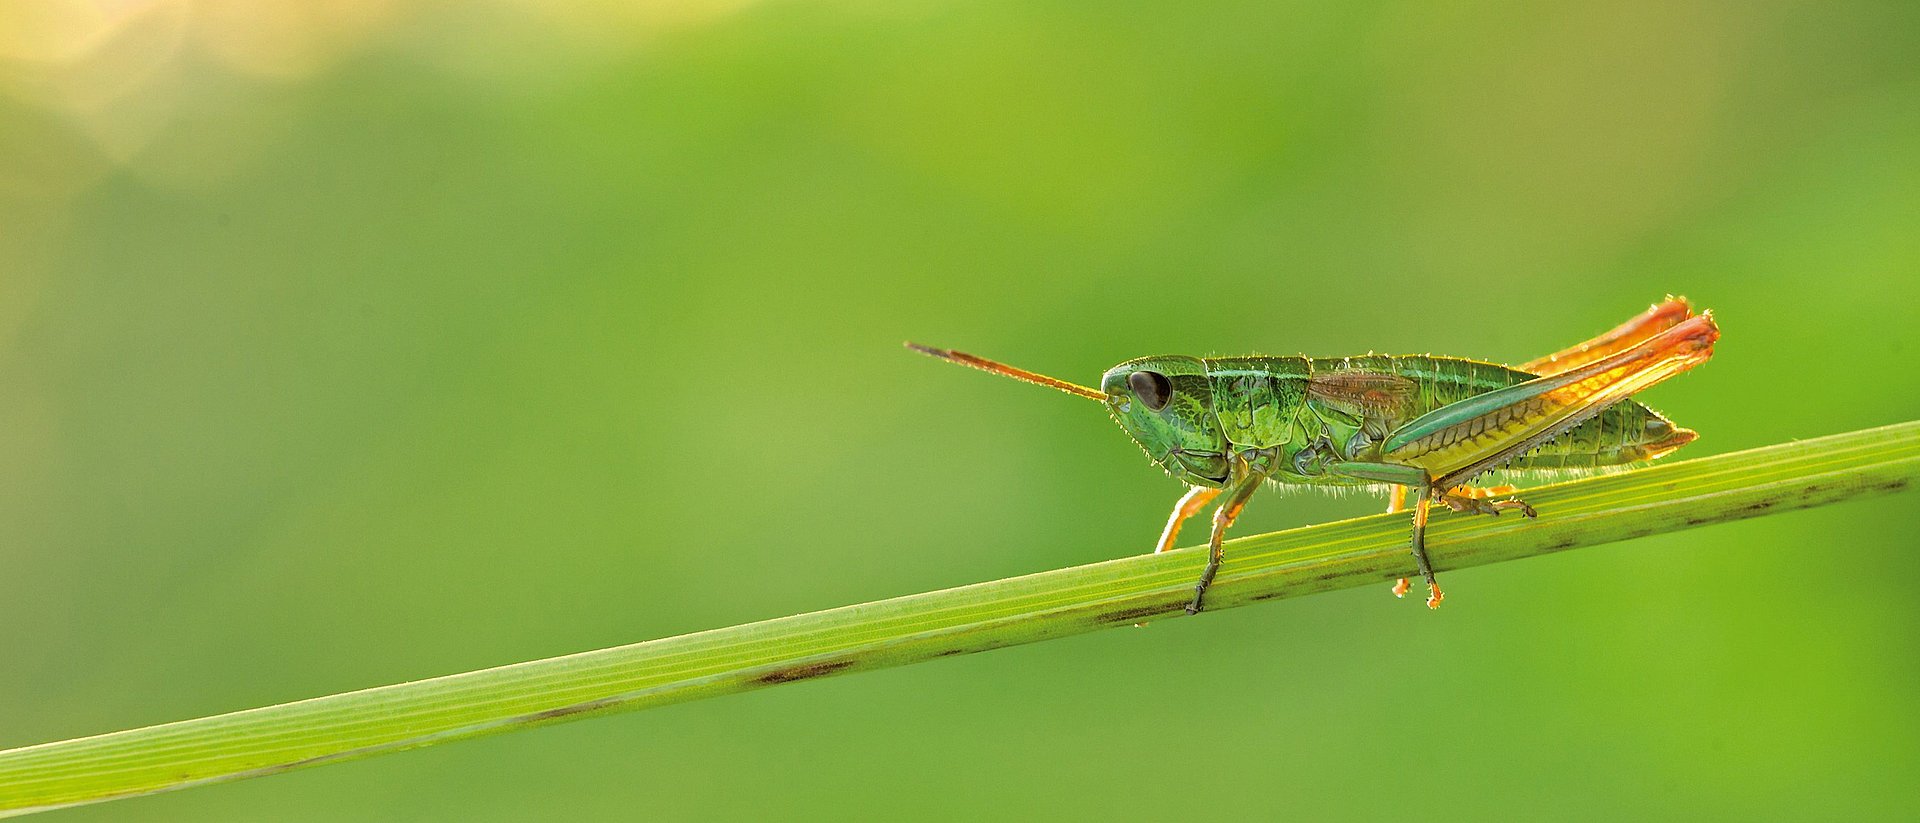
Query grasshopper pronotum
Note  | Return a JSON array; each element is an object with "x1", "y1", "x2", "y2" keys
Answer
[{"x1": 910, "y1": 297, "x2": 1718, "y2": 614}]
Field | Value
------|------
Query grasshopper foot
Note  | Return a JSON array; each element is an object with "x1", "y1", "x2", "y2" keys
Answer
[
  {"x1": 1187, "y1": 560, "x2": 1219, "y2": 615},
  {"x1": 1186, "y1": 573, "x2": 1214, "y2": 614},
  {"x1": 1391, "y1": 577, "x2": 1411, "y2": 598},
  {"x1": 1441, "y1": 485, "x2": 1536, "y2": 518}
]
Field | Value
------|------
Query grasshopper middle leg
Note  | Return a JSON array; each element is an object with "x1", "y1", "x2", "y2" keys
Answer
[
  {"x1": 1334, "y1": 462, "x2": 1447, "y2": 607},
  {"x1": 1378, "y1": 484, "x2": 1534, "y2": 598},
  {"x1": 1385, "y1": 485, "x2": 1413, "y2": 599}
]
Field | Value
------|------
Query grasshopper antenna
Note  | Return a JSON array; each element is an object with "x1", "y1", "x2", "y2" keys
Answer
[{"x1": 905, "y1": 342, "x2": 1106, "y2": 401}]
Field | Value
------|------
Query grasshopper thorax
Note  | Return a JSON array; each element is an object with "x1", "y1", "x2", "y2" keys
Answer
[{"x1": 1100, "y1": 356, "x2": 1232, "y2": 487}]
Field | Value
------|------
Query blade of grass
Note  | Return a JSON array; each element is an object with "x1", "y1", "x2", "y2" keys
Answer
[{"x1": 2, "y1": 420, "x2": 1916, "y2": 817}]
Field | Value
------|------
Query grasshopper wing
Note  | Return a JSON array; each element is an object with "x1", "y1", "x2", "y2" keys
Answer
[{"x1": 1307, "y1": 371, "x2": 1416, "y2": 418}]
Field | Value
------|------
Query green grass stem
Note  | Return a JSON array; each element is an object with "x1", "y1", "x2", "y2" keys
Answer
[{"x1": 2, "y1": 420, "x2": 1915, "y2": 817}]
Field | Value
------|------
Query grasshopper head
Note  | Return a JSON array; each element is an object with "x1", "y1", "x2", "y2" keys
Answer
[
  {"x1": 904, "y1": 343, "x2": 1230, "y2": 488},
  {"x1": 1100, "y1": 356, "x2": 1231, "y2": 487}
]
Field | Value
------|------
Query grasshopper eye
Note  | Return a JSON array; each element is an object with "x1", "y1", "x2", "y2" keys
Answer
[{"x1": 1128, "y1": 370, "x2": 1172, "y2": 412}]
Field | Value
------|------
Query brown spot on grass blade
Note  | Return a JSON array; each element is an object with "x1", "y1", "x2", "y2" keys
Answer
[
  {"x1": 519, "y1": 697, "x2": 624, "y2": 724},
  {"x1": 754, "y1": 659, "x2": 855, "y2": 684},
  {"x1": 1096, "y1": 605, "x2": 1166, "y2": 624}
]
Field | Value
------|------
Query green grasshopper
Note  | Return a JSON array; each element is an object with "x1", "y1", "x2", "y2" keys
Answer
[{"x1": 910, "y1": 297, "x2": 1718, "y2": 614}]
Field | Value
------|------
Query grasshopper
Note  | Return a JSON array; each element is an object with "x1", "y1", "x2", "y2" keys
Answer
[{"x1": 910, "y1": 297, "x2": 1718, "y2": 614}]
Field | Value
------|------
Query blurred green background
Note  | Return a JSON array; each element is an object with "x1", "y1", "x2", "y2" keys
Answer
[{"x1": 3, "y1": 1, "x2": 1918, "y2": 819}]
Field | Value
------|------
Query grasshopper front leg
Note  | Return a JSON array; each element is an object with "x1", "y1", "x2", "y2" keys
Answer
[
  {"x1": 1332, "y1": 462, "x2": 1447, "y2": 607},
  {"x1": 1155, "y1": 486, "x2": 1222, "y2": 555},
  {"x1": 1186, "y1": 453, "x2": 1274, "y2": 615}
]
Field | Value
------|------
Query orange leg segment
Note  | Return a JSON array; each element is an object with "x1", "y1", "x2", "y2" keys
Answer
[
  {"x1": 1520, "y1": 296, "x2": 1695, "y2": 377},
  {"x1": 1155, "y1": 486, "x2": 1223, "y2": 554},
  {"x1": 1450, "y1": 484, "x2": 1518, "y2": 499}
]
